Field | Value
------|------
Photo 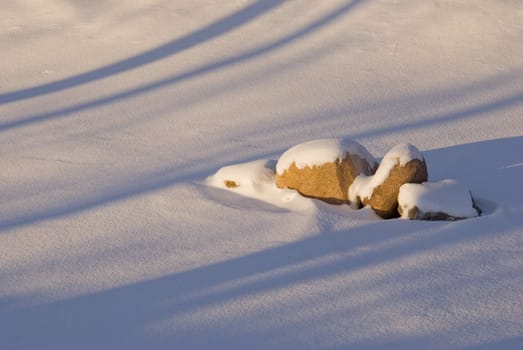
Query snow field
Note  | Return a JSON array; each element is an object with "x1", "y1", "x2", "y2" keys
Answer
[{"x1": 1, "y1": 0, "x2": 522, "y2": 349}]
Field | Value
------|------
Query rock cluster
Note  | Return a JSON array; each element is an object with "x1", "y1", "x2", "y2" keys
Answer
[{"x1": 274, "y1": 139, "x2": 478, "y2": 220}]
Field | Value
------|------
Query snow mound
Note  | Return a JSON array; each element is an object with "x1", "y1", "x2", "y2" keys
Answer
[
  {"x1": 275, "y1": 138, "x2": 377, "y2": 175},
  {"x1": 349, "y1": 143, "x2": 424, "y2": 205},
  {"x1": 206, "y1": 159, "x2": 314, "y2": 211},
  {"x1": 398, "y1": 179, "x2": 479, "y2": 220}
]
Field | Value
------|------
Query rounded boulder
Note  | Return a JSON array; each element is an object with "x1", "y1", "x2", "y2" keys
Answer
[{"x1": 275, "y1": 139, "x2": 377, "y2": 204}]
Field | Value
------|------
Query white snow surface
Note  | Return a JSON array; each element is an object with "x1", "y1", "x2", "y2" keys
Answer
[
  {"x1": 349, "y1": 143, "x2": 424, "y2": 204},
  {"x1": 398, "y1": 179, "x2": 479, "y2": 219},
  {"x1": 1, "y1": 1, "x2": 523, "y2": 349},
  {"x1": 207, "y1": 159, "x2": 314, "y2": 211},
  {"x1": 275, "y1": 138, "x2": 376, "y2": 174}
]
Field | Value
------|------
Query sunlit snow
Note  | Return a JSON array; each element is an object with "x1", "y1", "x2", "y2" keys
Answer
[{"x1": 1, "y1": 1, "x2": 522, "y2": 349}]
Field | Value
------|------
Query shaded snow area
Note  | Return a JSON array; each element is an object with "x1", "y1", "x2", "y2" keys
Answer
[{"x1": 1, "y1": 1, "x2": 523, "y2": 349}]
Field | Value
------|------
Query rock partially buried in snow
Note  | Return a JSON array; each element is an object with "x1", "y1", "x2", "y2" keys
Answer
[
  {"x1": 208, "y1": 159, "x2": 276, "y2": 191},
  {"x1": 349, "y1": 143, "x2": 428, "y2": 218},
  {"x1": 206, "y1": 159, "x2": 315, "y2": 211},
  {"x1": 398, "y1": 179, "x2": 480, "y2": 220},
  {"x1": 275, "y1": 139, "x2": 377, "y2": 204}
]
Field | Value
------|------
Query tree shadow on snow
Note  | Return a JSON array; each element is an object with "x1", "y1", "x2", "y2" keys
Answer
[
  {"x1": 0, "y1": 0, "x2": 285, "y2": 105},
  {"x1": 0, "y1": 0, "x2": 365, "y2": 133},
  {"x1": 422, "y1": 135, "x2": 523, "y2": 216},
  {"x1": 459, "y1": 336, "x2": 523, "y2": 350},
  {"x1": 1, "y1": 137, "x2": 522, "y2": 349},
  {"x1": 231, "y1": 68, "x2": 523, "y2": 155},
  {"x1": 0, "y1": 219, "x2": 491, "y2": 349}
]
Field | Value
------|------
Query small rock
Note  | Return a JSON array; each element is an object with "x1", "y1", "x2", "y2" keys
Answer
[{"x1": 398, "y1": 179, "x2": 480, "y2": 220}]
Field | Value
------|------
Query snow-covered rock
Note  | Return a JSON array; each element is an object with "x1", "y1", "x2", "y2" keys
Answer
[
  {"x1": 349, "y1": 143, "x2": 428, "y2": 218},
  {"x1": 275, "y1": 139, "x2": 377, "y2": 204},
  {"x1": 206, "y1": 159, "x2": 314, "y2": 211},
  {"x1": 398, "y1": 179, "x2": 480, "y2": 220}
]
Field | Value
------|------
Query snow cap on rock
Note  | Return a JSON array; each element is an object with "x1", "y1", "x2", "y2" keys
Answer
[
  {"x1": 276, "y1": 138, "x2": 377, "y2": 175},
  {"x1": 274, "y1": 138, "x2": 378, "y2": 204},
  {"x1": 398, "y1": 179, "x2": 479, "y2": 220},
  {"x1": 349, "y1": 143, "x2": 425, "y2": 204}
]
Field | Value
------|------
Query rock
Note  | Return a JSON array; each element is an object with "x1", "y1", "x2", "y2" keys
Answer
[
  {"x1": 398, "y1": 179, "x2": 480, "y2": 220},
  {"x1": 208, "y1": 159, "x2": 277, "y2": 191},
  {"x1": 275, "y1": 139, "x2": 377, "y2": 204},
  {"x1": 349, "y1": 143, "x2": 428, "y2": 218},
  {"x1": 206, "y1": 159, "x2": 316, "y2": 211},
  {"x1": 364, "y1": 159, "x2": 428, "y2": 218}
]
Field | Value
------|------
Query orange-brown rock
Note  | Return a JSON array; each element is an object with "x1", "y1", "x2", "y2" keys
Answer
[
  {"x1": 361, "y1": 158, "x2": 428, "y2": 218},
  {"x1": 275, "y1": 153, "x2": 376, "y2": 204}
]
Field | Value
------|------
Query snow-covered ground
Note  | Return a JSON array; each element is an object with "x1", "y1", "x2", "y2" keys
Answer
[{"x1": 1, "y1": 1, "x2": 522, "y2": 349}]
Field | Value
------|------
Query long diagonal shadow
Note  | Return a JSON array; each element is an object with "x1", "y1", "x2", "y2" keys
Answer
[
  {"x1": 0, "y1": 0, "x2": 365, "y2": 133},
  {"x1": 0, "y1": 0, "x2": 284, "y2": 104},
  {"x1": 0, "y1": 162, "x2": 203, "y2": 233},
  {"x1": 2, "y1": 213, "x2": 515, "y2": 349},
  {"x1": 242, "y1": 89, "x2": 523, "y2": 143}
]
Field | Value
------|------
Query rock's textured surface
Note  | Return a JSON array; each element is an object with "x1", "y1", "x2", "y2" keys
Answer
[
  {"x1": 276, "y1": 155, "x2": 375, "y2": 204},
  {"x1": 275, "y1": 139, "x2": 377, "y2": 204},
  {"x1": 363, "y1": 158, "x2": 428, "y2": 218},
  {"x1": 349, "y1": 144, "x2": 428, "y2": 218}
]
